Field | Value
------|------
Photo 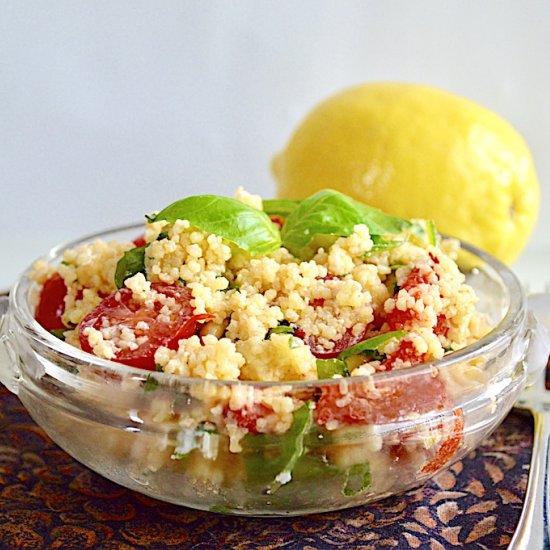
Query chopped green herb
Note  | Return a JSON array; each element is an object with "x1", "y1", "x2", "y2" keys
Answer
[
  {"x1": 60, "y1": 260, "x2": 70, "y2": 266},
  {"x1": 338, "y1": 331, "x2": 408, "y2": 364},
  {"x1": 209, "y1": 505, "x2": 232, "y2": 514},
  {"x1": 368, "y1": 235, "x2": 404, "y2": 254},
  {"x1": 343, "y1": 462, "x2": 371, "y2": 496},
  {"x1": 155, "y1": 364, "x2": 164, "y2": 372},
  {"x1": 143, "y1": 374, "x2": 159, "y2": 392},
  {"x1": 196, "y1": 422, "x2": 218, "y2": 434},
  {"x1": 426, "y1": 219, "x2": 439, "y2": 247},
  {"x1": 157, "y1": 231, "x2": 169, "y2": 241},
  {"x1": 244, "y1": 404, "x2": 312, "y2": 492},
  {"x1": 114, "y1": 246, "x2": 146, "y2": 289},
  {"x1": 151, "y1": 195, "x2": 281, "y2": 256},
  {"x1": 145, "y1": 213, "x2": 157, "y2": 222},
  {"x1": 267, "y1": 325, "x2": 295, "y2": 338},
  {"x1": 290, "y1": 453, "x2": 341, "y2": 482},
  {"x1": 178, "y1": 277, "x2": 186, "y2": 285},
  {"x1": 316, "y1": 358, "x2": 349, "y2": 379},
  {"x1": 49, "y1": 328, "x2": 68, "y2": 340},
  {"x1": 288, "y1": 336, "x2": 302, "y2": 349}
]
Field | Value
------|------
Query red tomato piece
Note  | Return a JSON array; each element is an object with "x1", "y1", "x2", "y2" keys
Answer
[
  {"x1": 35, "y1": 273, "x2": 68, "y2": 331},
  {"x1": 386, "y1": 307, "x2": 419, "y2": 331},
  {"x1": 389, "y1": 409, "x2": 464, "y2": 472},
  {"x1": 421, "y1": 410, "x2": 464, "y2": 473},
  {"x1": 310, "y1": 298, "x2": 326, "y2": 308},
  {"x1": 79, "y1": 283, "x2": 202, "y2": 370},
  {"x1": 401, "y1": 268, "x2": 432, "y2": 291},
  {"x1": 428, "y1": 252, "x2": 440, "y2": 264},
  {"x1": 434, "y1": 314, "x2": 450, "y2": 337},
  {"x1": 225, "y1": 403, "x2": 271, "y2": 434},
  {"x1": 132, "y1": 235, "x2": 147, "y2": 248},
  {"x1": 381, "y1": 339, "x2": 427, "y2": 371},
  {"x1": 316, "y1": 371, "x2": 448, "y2": 427},
  {"x1": 270, "y1": 215, "x2": 285, "y2": 230}
]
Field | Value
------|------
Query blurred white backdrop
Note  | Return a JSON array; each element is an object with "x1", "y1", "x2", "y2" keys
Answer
[{"x1": 1, "y1": 0, "x2": 549, "y2": 289}]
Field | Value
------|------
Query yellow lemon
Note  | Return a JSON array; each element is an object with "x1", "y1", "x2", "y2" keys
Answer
[{"x1": 272, "y1": 82, "x2": 539, "y2": 264}]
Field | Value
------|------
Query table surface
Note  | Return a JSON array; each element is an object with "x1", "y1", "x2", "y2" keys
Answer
[{"x1": 0, "y1": 385, "x2": 533, "y2": 550}]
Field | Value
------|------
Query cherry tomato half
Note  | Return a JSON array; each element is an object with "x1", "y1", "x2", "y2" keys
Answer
[
  {"x1": 316, "y1": 370, "x2": 464, "y2": 471},
  {"x1": 225, "y1": 402, "x2": 272, "y2": 434},
  {"x1": 79, "y1": 283, "x2": 202, "y2": 370},
  {"x1": 35, "y1": 273, "x2": 68, "y2": 331}
]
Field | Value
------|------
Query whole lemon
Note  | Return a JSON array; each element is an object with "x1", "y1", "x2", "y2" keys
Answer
[{"x1": 272, "y1": 82, "x2": 539, "y2": 264}]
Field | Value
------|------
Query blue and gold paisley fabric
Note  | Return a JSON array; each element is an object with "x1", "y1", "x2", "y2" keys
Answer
[{"x1": 0, "y1": 386, "x2": 532, "y2": 549}]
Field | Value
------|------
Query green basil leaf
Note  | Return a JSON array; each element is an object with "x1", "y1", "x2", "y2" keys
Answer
[
  {"x1": 244, "y1": 404, "x2": 312, "y2": 492},
  {"x1": 262, "y1": 199, "x2": 301, "y2": 217},
  {"x1": 316, "y1": 358, "x2": 349, "y2": 379},
  {"x1": 143, "y1": 374, "x2": 159, "y2": 392},
  {"x1": 151, "y1": 195, "x2": 281, "y2": 256},
  {"x1": 114, "y1": 246, "x2": 146, "y2": 289},
  {"x1": 281, "y1": 190, "x2": 410, "y2": 259},
  {"x1": 289, "y1": 453, "x2": 341, "y2": 482},
  {"x1": 338, "y1": 331, "x2": 408, "y2": 363},
  {"x1": 343, "y1": 462, "x2": 371, "y2": 496}
]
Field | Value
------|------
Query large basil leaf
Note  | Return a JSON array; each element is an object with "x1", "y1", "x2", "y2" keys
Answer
[
  {"x1": 281, "y1": 190, "x2": 410, "y2": 258},
  {"x1": 114, "y1": 246, "x2": 146, "y2": 289},
  {"x1": 150, "y1": 195, "x2": 281, "y2": 256}
]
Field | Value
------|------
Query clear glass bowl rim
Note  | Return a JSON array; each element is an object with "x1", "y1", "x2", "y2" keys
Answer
[{"x1": 9, "y1": 221, "x2": 526, "y2": 389}]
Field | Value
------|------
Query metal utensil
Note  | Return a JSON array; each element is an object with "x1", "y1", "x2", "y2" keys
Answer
[{"x1": 509, "y1": 292, "x2": 550, "y2": 550}]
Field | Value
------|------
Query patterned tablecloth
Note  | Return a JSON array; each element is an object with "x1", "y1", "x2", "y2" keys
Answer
[{"x1": 0, "y1": 385, "x2": 533, "y2": 549}]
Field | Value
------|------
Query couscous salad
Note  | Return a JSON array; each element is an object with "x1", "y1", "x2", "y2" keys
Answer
[{"x1": 29, "y1": 188, "x2": 488, "y2": 493}]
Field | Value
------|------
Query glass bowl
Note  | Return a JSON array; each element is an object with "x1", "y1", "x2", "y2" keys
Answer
[{"x1": 0, "y1": 223, "x2": 546, "y2": 516}]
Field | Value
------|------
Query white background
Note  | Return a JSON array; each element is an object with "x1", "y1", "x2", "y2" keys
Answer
[{"x1": 1, "y1": 1, "x2": 549, "y2": 290}]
